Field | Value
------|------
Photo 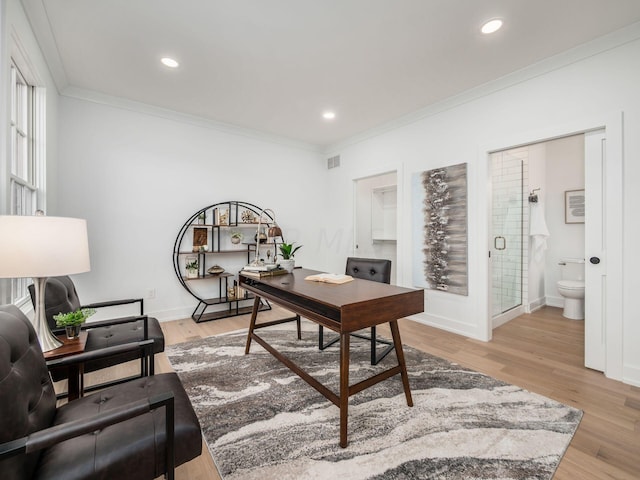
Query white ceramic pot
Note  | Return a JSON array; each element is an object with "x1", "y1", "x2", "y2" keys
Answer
[
  {"x1": 280, "y1": 259, "x2": 295, "y2": 273},
  {"x1": 186, "y1": 269, "x2": 199, "y2": 279}
]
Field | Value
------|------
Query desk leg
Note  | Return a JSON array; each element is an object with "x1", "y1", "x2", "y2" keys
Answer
[
  {"x1": 245, "y1": 296, "x2": 262, "y2": 354},
  {"x1": 390, "y1": 320, "x2": 413, "y2": 407},
  {"x1": 339, "y1": 332, "x2": 350, "y2": 448}
]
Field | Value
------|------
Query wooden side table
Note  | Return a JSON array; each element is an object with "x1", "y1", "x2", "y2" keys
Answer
[{"x1": 43, "y1": 331, "x2": 88, "y2": 401}]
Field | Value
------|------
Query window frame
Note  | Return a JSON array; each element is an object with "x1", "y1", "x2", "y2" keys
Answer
[{"x1": 6, "y1": 55, "x2": 46, "y2": 306}]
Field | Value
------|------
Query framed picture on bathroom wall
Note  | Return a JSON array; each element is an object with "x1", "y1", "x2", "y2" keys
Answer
[{"x1": 565, "y1": 189, "x2": 585, "y2": 224}]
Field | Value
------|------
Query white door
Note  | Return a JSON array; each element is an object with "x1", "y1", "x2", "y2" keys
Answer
[{"x1": 584, "y1": 129, "x2": 606, "y2": 372}]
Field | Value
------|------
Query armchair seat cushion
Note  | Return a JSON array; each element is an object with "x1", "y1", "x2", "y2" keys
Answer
[
  {"x1": 34, "y1": 373, "x2": 202, "y2": 480},
  {"x1": 83, "y1": 317, "x2": 165, "y2": 367}
]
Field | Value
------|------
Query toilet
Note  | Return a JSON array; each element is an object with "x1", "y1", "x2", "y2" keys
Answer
[{"x1": 557, "y1": 258, "x2": 585, "y2": 320}]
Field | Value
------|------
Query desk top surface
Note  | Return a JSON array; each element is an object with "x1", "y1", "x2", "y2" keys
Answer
[{"x1": 240, "y1": 268, "x2": 424, "y2": 331}]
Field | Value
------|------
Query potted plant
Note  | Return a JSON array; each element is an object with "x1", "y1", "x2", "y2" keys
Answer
[
  {"x1": 279, "y1": 242, "x2": 302, "y2": 272},
  {"x1": 230, "y1": 231, "x2": 243, "y2": 245},
  {"x1": 54, "y1": 308, "x2": 96, "y2": 339},
  {"x1": 185, "y1": 257, "x2": 199, "y2": 279}
]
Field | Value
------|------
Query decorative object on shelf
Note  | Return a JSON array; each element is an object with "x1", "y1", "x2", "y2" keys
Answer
[
  {"x1": 249, "y1": 208, "x2": 283, "y2": 268},
  {"x1": 230, "y1": 231, "x2": 243, "y2": 244},
  {"x1": 54, "y1": 308, "x2": 96, "y2": 339},
  {"x1": 278, "y1": 242, "x2": 302, "y2": 273},
  {"x1": 219, "y1": 208, "x2": 229, "y2": 225},
  {"x1": 254, "y1": 228, "x2": 268, "y2": 244},
  {"x1": 193, "y1": 227, "x2": 208, "y2": 252},
  {"x1": 0, "y1": 212, "x2": 91, "y2": 351},
  {"x1": 241, "y1": 210, "x2": 256, "y2": 223},
  {"x1": 207, "y1": 265, "x2": 225, "y2": 275},
  {"x1": 197, "y1": 212, "x2": 206, "y2": 224},
  {"x1": 185, "y1": 256, "x2": 199, "y2": 279},
  {"x1": 227, "y1": 286, "x2": 236, "y2": 300}
]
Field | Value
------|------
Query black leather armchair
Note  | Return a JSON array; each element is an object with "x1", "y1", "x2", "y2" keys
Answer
[
  {"x1": 28, "y1": 276, "x2": 165, "y2": 394},
  {"x1": 0, "y1": 304, "x2": 201, "y2": 480},
  {"x1": 318, "y1": 257, "x2": 395, "y2": 364}
]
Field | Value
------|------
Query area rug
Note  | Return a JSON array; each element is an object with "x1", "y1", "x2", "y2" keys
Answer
[{"x1": 166, "y1": 328, "x2": 582, "y2": 479}]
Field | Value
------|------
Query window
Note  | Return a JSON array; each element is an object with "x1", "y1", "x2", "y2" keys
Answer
[{"x1": 8, "y1": 59, "x2": 46, "y2": 304}]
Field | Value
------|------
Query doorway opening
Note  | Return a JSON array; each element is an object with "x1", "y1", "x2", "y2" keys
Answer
[
  {"x1": 354, "y1": 171, "x2": 397, "y2": 284},
  {"x1": 490, "y1": 135, "x2": 586, "y2": 328}
]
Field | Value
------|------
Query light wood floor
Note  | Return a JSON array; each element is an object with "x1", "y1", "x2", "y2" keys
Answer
[{"x1": 81, "y1": 306, "x2": 640, "y2": 479}]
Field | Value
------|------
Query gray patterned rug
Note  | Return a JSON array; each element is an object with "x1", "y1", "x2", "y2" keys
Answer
[{"x1": 166, "y1": 327, "x2": 582, "y2": 479}]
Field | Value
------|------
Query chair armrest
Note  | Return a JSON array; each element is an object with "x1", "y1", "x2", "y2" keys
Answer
[
  {"x1": 81, "y1": 297, "x2": 144, "y2": 315},
  {"x1": 0, "y1": 392, "x2": 174, "y2": 459},
  {"x1": 46, "y1": 339, "x2": 155, "y2": 370},
  {"x1": 81, "y1": 315, "x2": 150, "y2": 340}
]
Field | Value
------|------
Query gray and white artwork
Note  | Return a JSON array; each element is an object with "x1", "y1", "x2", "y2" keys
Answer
[{"x1": 412, "y1": 163, "x2": 468, "y2": 295}]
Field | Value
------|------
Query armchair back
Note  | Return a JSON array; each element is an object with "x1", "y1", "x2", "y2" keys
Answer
[
  {"x1": 28, "y1": 276, "x2": 81, "y2": 330},
  {"x1": 0, "y1": 305, "x2": 57, "y2": 480}
]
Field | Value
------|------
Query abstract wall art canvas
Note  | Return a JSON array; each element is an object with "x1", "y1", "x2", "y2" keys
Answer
[{"x1": 412, "y1": 163, "x2": 468, "y2": 295}]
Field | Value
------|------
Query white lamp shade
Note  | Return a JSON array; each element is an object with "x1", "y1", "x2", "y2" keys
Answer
[{"x1": 0, "y1": 215, "x2": 91, "y2": 278}]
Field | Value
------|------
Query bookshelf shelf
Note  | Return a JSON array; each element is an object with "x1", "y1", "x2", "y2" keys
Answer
[{"x1": 172, "y1": 201, "x2": 278, "y2": 323}]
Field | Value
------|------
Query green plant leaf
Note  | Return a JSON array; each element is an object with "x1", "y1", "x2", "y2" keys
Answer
[{"x1": 53, "y1": 308, "x2": 96, "y2": 327}]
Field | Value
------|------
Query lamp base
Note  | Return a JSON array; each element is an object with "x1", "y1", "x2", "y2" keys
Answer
[{"x1": 32, "y1": 277, "x2": 63, "y2": 352}]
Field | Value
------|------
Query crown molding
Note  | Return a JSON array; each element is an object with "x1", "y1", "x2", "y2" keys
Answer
[
  {"x1": 20, "y1": 0, "x2": 68, "y2": 92},
  {"x1": 61, "y1": 86, "x2": 323, "y2": 153}
]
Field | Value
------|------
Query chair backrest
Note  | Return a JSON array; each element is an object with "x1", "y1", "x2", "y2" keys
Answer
[
  {"x1": 345, "y1": 257, "x2": 392, "y2": 284},
  {"x1": 0, "y1": 305, "x2": 57, "y2": 479},
  {"x1": 28, "y1": 276, "x2": 82, "y2": 330}
]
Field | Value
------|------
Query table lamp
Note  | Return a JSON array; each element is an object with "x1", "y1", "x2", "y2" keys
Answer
[
  {"x1": 249, "y1": 208, "x2": 282, "y2": 267},
  {"x1": 0, "y1": 213, "x2": 91, "y2": 351}
]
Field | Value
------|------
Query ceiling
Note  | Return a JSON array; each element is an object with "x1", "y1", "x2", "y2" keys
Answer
[{"x1": 22, "y1": 0, "x2": 640, "y2": 149}]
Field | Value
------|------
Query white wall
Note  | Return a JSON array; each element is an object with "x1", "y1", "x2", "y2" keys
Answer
[
  {"x1": 324, "y1": 28, "x2": 640, "y2": 385},
  {"x1": 541, "y1": 135, "x2": 585, "y2": 307},
  {"x1": 56, "y1": 96, "x2": 327, "y2": 321}
]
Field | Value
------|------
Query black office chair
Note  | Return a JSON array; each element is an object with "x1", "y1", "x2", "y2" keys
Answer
[
  {"x1": 318, "y1": 257, "x2": 395, "y2": 364},
  {"x1": 0, "y1": 304, "x2": 202, "y2": 480},
  {"x1": 28, "y1": 276, "x2": 165, "y2": 395}
]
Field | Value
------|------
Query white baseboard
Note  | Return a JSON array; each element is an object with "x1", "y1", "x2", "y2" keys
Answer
[
  {"x1": 492, "y1": 305, "x2": 525, "y2": 329},
  {"x1": 526, "y1": 297, "x2": 546, "y2": 313},
  {"x1": 623, "y1": 364, "x2": 640, "y2": 387},
  {"x1": 545, "y1": 295, "x2": 564, "y2": 308}
]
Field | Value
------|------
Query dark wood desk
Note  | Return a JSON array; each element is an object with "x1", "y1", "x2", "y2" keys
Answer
[
  {"x1": 43, "y1": 331, "x2": 88, "y2": 401},
  {"x1": 240, "y1": 268, "x2": 424, "y2": 447}
]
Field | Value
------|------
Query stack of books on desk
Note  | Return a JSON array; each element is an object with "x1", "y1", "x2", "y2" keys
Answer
[{"x1": 240, "y1": 267, "x2": 289, "y2": 278}]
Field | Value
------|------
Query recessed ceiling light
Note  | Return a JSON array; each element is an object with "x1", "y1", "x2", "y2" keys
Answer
[
  {"x1": 322, "y1": 111, "x2": 336, "y2": 120},
  {"x1": 161, "y1": 57, "x2": 179, "y2": 68},
  {"x1": 481, "y1": 19, "x2": 503, "y2": 34}
]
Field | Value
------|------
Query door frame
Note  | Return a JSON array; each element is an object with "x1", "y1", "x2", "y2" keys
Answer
[{"x1": 479, "y1": 111, "x2": 623, "y2": 381}]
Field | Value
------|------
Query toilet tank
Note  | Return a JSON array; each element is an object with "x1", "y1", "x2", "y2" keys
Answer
[{"x1": 559, "y1": 258, "x2": 585, "y2": 281}]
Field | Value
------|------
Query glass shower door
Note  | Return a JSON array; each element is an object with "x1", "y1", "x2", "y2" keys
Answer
[{"x1": 491, "y1": 151, "x2": 524, "y2": 317}]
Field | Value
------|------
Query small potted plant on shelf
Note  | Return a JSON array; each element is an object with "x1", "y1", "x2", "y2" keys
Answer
[
  {"x1": 185, "y1": 257, "x2": 199, "y2": 279},
  {"x1": 54, "y1": 308, "x2": 96, "y2": 340},
  {"x1": 278, "y1": 242, "x2": 302, "y2": 272},
  {"x1": 230, "y1": 231, "x2": 243, "y2": 245}
]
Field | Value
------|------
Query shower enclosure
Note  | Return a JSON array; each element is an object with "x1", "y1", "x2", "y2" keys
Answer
[{"x1": 490, "y1": 149, "x2": 526, "y2": 324}]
